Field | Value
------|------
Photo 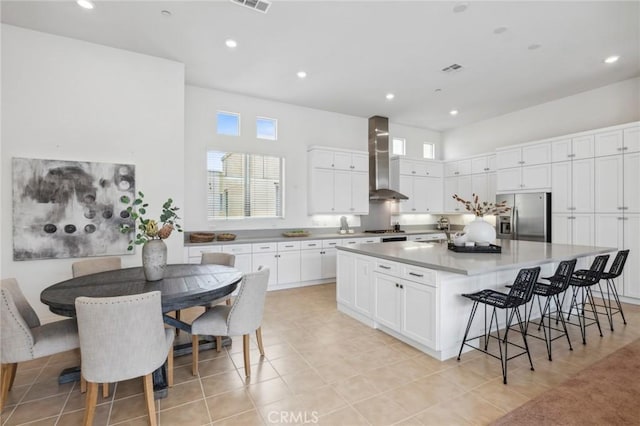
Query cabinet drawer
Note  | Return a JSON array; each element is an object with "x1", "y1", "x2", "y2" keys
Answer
[
  {"x1": 302, "y1": 240, "x2": 322, "y2": 249},
  {"x1": 278, "y1": 241, "x2": 301, "y2": 251},
  {"x1": 341, "y1": 238, "x2": 361, "y2": 247},
  {"x1": 188, "y1": 245, "x2": 222, "y2": 257},
  {"x1": 375, "y1": 260, "x2": 400, "y2": 275},
  {"x1": 252, "y1": 242, "x2": 277, "y2": 252},
  {"x1": 323, "y1": 239, "x2": 340, "y2": 248},
  {"x1": 359, "y1": 237, "x2": 380, "y2": 244},
  {"x1": 221, "y1": 243, "x2": 252, "y2": 255},
  {"x1": 402, "y1": 265, "x2": 436, "y2": 285}
]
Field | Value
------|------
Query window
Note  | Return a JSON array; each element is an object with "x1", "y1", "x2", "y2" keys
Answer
[
  {"x1": 207, "y1": 151, "x2": 284, "y2": 219},
  {"x1": 423, "y1": 143, "x2": 435, "y2": 159},
  {"x1": 257, "y1": 117, "x2": 277, "y2": 140},
  {"x1": 392, "y1": 137, "x2": 406, "y2": 156},
  {"x1": 216, "y1": 111, "x2": 240, "y2": 136}
]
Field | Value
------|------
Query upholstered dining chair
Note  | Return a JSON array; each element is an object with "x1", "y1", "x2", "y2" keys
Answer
[
  {"x1": 71, "y1": 257, "x2": 122, "y2": 278},
  {"x1": 201, "y1": 252, "x2": 236, "y2": 307},
  {"x1": 72, "y1": 257, "x2": 122, "y2": 398},
  {"x1": 1, "y1": 278, "x2": 80, "y2": 412},
  {"x1": 75, "y1": 291, "x2": 174, "y2": 426},
  {"x1": 191, "y1": 267, "x2": 269, "y2": 377}
]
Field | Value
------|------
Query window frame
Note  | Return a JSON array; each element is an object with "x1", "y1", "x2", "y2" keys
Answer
[
  {"x1": 392, "y1": 137, "x2": 406, "y2": 156},
  {"x1": 216, "y1": 110, "x2": 241, "y2": 136},
  {"x1": 423, "y1": 143, "x2": 436, "y2": 159},
  {"x1": 206, "y1": 150, "x2": 285, "y2": 220},
  {"x1": 256, "y1": 116, "x2": 278, "y2": 141}
]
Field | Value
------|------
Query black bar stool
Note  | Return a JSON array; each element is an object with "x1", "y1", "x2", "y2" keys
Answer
[
  {"x1": 575, "y1": 250, "x2": 629, "y2": 331},
  {"x1": 457, "y1": 266, "x2": 540, "y2": 384},
  {"x1": 526, "y1": 259, "x2": 577, "y2": 361},
  {"x1": 567, "y1": 254, "x2": 610, "y2": 344}
]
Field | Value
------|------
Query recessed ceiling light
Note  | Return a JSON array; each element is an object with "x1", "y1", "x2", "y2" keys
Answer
[
  {"x1": 386, "y1": 93, "x2": 395, "y2": 100},
  {"x1": 225, "y1": 39, "x2": 238, "y2": 49},
  {"x1": 297, "y1": 71, "x2": 307, "y2": 79},
  {"x1": 76, "y1": 0, "x2": 94, "y2": 10},
  {"x1": 450, "y1": 110, "x2": 459, "y2": 116},
  {"x1": 493, "y1": 27, "x2": 508, "y2": 34},
  {"x1": 528, "y1": 44, "x2": 542, "y2": 50},
  {"x1": 453, "y1": 2, "x2": 469, "y2": 13},
  {"x1": 604, "y1": 55, "x2": 620, "y2": 64},
  {"x1": 161, "y1": 10, "x2": 172, "y2": 17},
  {"x1": 434, "y1": 88, "x2": 442, "y2": 93}
]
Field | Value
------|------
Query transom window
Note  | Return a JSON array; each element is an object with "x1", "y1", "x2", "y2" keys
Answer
[
  {"x1": 423, "y1": 143, "x2": 435, "y2": 159},
  {"x1": 392, "y1": 137, "x2": 406, "y2": 155},
  {"x1": 257, "y1": 117, "x2": 278, "y2": 140},
  {"x1": 216, "y1": 111, "x2": 240, "y2": 136},
  {"x1": 207, "y1": 151, "x2": 284, "y2": 219}
]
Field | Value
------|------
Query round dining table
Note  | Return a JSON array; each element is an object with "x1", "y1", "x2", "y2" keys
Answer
[{"x1": 40, "y1": 263, "x2": 243, "y2": 398}]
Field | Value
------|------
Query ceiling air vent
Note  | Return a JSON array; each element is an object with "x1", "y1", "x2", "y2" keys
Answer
[
  {"x1": 441, "y1": 63, "x2": 463, "y2": 73},
  {"x1": 230, "y1": 0, "x2": 271, "y2": 14}
]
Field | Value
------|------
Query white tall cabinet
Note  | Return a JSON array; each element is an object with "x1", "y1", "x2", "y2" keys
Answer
[
  {"x1": 308, "y1": 147, "x2": 369, "y2": 214},
  {"x1": 496, "y1": 142, "x2": 551, "y2": 192},
  {"x1": 593, "y1": 125, "x2": 640, "y2": 300},
  {"x1": 390, "y1": 158, "x2": 443, "y2": 214}
]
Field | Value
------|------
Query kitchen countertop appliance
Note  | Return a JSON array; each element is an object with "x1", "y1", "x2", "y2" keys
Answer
[
  {"x1": 496, "y1": 192, "x2": 551, "y2": 242},
  {"x1": 436, "y1": 217, "x2": 450, "y2": 231}
]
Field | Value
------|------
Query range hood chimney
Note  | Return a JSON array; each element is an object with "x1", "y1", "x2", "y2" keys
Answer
[{"x1": 368, "y1": 116, "x2": 408, "y2": 201}]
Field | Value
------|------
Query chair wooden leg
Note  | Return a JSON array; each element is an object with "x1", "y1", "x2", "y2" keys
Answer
[
  {"x1": 225, "y1": 298, "x2": 232, "y2": 306},
  {"x1": 142, "y1": 374, "x2": 157, "y2": 426},
  {"x1": 7, "y1": 363, "x2": 17, "y2": 391},
  {"x1": 243, "y1": 334, "x2": 251, "y2": 377},
  {"x1": 83, "y1": 382, "x2": 99, "y2": 426},
  {"x1": 175, "y1": 310, "x2": 181, "y2": 336},
  {"x1": 167, "y1": 349, "x2": 174, "y2": 387},
  {"x1": 81, "y1": 376, "x2": 87, "y2": 393},
  {"x1": 192, "y1": 335, "x2": 199, "y2": 376},
  {"x1": 256, "y1": 327, "x2": 265, "y2": 356},
  {"x1": 102, "y1": 383, "x2": 109, "y2": 398},
  {"x1": 216, "y1": 336, "x2": 222, "y2": 353},
  {"x1": 1, "y1": 363, "x2": 16, "y2": 412}
]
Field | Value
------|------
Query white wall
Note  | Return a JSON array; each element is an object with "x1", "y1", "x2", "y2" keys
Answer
[
  {"x1": 389, "y1": 122, "x2": 442, "y2": 160},
  {"x1": 184, "y1": 85, "x2": 442, "y2": 231},
  {"x1": 1, "y1": 25, "x2": 185, "y2": 322},
  {"x1": 442, "y1": 77, "x2": 640, "y2": 159}
]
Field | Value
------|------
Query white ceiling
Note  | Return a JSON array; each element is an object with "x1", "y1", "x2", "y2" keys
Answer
[{"x1": 2, "y1": 1, "x2": 639, "y2": 131}]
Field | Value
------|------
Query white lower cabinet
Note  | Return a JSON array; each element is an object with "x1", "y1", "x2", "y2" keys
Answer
[
  {"x1": 252, "y1": 242, "x2": 301, "y2": 289},
  {"x1": 595, "y1": 213, "x2": 640, "y2": 299},
  {"x1": 300, "y1": 240, "x2": 337, "y2": 282},
  {"x1": 337, "y1": 252, "x2": 374, "y2": 318},
  {"x1": 552, "y1": 213, "x2": 594, "y2": 246},
  {"x1": 374, "y1": 271, "x2": 438, "y2": 348}
]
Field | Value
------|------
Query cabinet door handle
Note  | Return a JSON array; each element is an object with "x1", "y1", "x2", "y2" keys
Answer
[
  {"x1": 348, "y1": 241, "x2": 356, "y2": 244},
  {"x1": 455, "y1": 171, "x2": 459, "y2": 175},
  {"x1": 617, "y1": 148, "x2": 623, "y2": 151},
  {"x1": 379, "y1": 265, "x2": 391, "y2": 270},
  {"x1": 409, "y1": 272, "x2": 424, "y2": 277},
  {"x1": 331, "y1": 163, "x2": 335, "y2": 167},
  {"x1": 395, "y1": 283, "x2": 399, "y2": 288},
  {"x1": 399, "y1": 285, "x2": 404, "y2": 289},
  {"x1": 426, "y1": 172, "x2": 430, "y2": 176},
  {"x1": 618, "y1": 207, "x2": 624, "y2": 210},
  {"x1": 618, "y1": 217, "x2": 624, "y2": 220},
  {"x1": 308, "y1": 243, "x2": 317, "y2": 247},
  {"x1": 622, "y1": 147, "x2": 628, "y2": 151},
  {"x1": 260, "y1": 246, "x2": 271, "y2": 249},
  {"x1": 285, "y1": 245, "x2": 294, "y2": 248},
  {"x1": 622, "y1": 207, "x2": 629, "y2": 210},
  {"x1": 412, "y1": 171, "x2": 416, "y2": 174}
]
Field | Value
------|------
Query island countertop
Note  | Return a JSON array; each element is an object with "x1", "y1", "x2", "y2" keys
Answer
[{"x1": 336, "y1": 240, "x2": 615, "y2": 276}]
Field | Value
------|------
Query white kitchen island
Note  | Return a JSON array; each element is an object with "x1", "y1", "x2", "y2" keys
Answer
[{"x1": 336, "y1": 240, "x2": 615, "y2": 361}]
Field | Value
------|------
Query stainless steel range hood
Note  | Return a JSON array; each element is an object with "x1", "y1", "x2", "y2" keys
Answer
[{"x1": 368, "y1": 116, "x2": 408, "y2": 201}]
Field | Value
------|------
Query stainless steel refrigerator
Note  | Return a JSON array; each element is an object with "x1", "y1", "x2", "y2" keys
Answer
[{"x1": 495, "y1": 193, "x2": 551, "y2": 242}]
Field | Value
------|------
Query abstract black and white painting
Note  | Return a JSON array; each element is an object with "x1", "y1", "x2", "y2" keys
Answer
[{"x1": 12, "y1": 158, "x2": 136, "y2": 260}]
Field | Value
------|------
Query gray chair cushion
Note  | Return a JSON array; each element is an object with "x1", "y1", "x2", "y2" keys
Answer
[
  {"x1": 1, "y1": 278, "x2": 79, "y2": 364},
  {"x1": 191, "y1": 268, "x2": 269, "y2": 337},
  {"x1": 75, "y1": 291, "x2": 174, "y2": 383}
]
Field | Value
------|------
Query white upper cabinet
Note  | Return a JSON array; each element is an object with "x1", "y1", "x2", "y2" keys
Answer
[
  {"x1": 624, "y1": 126, "x2": 640, "y2": 154},
  {"x1": 308, "y1": 147, "x2": 369, "y2": 214},
  {"x1": 444, "y1": 159, "x2": 472, "y2": 177},
  {"x1": 397, "y1": 159, "x2": 443, "y2": 178},
  {"x1": 471, "y1": 154, "x2": 497, "y2": 174},
  {"x1": 594, "y1": 130, "x2": 623, "y2": 157},
  {"x1": 310, "y1": 148, "x2": 368, "y2": 171},
  {"x1": 551, "y1": 136, "x2": 594, "y2": 162},
  {"x1": 594, "y1": 154, "x2": 624, "y2": 213},
  {"x1": 497, "y1": 142, "x2": 551, "y2": 169}
]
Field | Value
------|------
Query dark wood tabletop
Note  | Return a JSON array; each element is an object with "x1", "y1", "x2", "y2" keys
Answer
[{"x1": 40, "y1": 263, "x2": 243, "y2": 317}]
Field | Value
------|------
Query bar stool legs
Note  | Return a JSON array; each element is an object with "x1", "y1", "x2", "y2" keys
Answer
[{"x1": 569, "y1": 285, "x2": 603, "y2": 345}]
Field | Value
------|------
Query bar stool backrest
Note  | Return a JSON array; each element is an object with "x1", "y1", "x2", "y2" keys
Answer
[
  {"x1": 580, "y1": 254, "x2": 610, "y2": 285},
  {"x1": 608, "y1": 250, "x2": 629, "y2": 278},
  {"x1": 547, "y1": 259, "x2": 577, "y2": 293},
  {"x1": 506, "y1": 267, "x2": 540, "y2": 308}
]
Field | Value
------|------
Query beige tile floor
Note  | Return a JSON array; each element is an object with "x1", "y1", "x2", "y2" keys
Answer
[{"x1": 2, "y1": 283, "x2": 639, "y2": 425}]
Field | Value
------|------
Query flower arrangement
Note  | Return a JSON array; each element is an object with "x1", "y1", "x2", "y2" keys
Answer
[
  {"x1": 452, "y1": 193, "x2": 511, "y2": 217},
  {"x1": 119, "y1": 191, "x2": 182, "y2": 251}
]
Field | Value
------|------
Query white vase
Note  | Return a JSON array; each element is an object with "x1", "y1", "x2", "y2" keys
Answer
[
  {"x1": 142, "y1": 239, "x2": 167, "y2": 281},
  {"x1": 463, "y1": 217, "x2": 496, "y2": 244}
]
